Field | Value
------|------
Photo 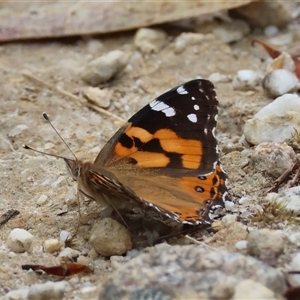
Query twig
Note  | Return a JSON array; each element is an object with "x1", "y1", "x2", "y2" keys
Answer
[
  {"x1": 0, "y1": 209, "x2": 20, "y2": 225},
  {"x1": 22, "y1": 70, "x2": 126, "y2": 123},
  {"x1": 267, "y1": 162, "x2": 300, "y2": 193}
]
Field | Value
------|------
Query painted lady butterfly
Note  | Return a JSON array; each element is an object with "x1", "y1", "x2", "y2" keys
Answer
[
  {"x1": 26, "y1": 79, "x2": 229, "y2": 226},
  {"x1": 66, "y1": 79, "x2": 229, "y2": 225}
]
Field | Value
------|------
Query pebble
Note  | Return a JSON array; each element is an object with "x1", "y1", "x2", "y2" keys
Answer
[
  {"x1": 83, "y1": 86, "x2": 112, "y2": 108},
  {"x1": 276, "y1": 186, "x2": 300, "y2": 214},
  {"x1": 134, "y1": 28, "x2": 167, "y2": 53},
  {"x1": 89, "y1": 218, "x2": 132, "y2": 256},
  {"x1": 262, "y1": 69, "x2": 299, "y2": 97},
  {"x1": 244, "y1": 111, "x2": 300, "y2": 144},
  {"x1": 6, "y1": 228, "x2": 34, "y2": 253},
  {"x1": 221, "y1": 214, "x2": 237, "y2": 227},
  {"x1": 59, "y1": 230, "x2": 72, "y2": 245},
  {"x1": 235, "y1": 240, "x2": 248, "y2": 250},
  {"x1": 8, "y1": 124, "x2": 29, "y2": 137},
  {"x1": 99, "y1": 243, "x2": 286, "y2": 299},
  {"x1": 27, "y1": 281, "x2": 70, "y2": 300},
  {"x1": 249, "y1": 142, "x2": 297, "y2": 177},
  {"x1": 174, "y1": 32, "x2": 206, "y2": 54},
  {"x1": 212, "y1": 19, "x2": 250, "y2": 44},
  {"x1": 81, "y1": 50, "x2": 128, "y2": 85},
  {"x1": 43, "y1": 239, "x2": 62, "y2": 253},
  {"x1": 36, "y1": 194, "x2": 48, "y2": 206},
  {"x1": 4, "y1": 288, "x2": 29, "y2": 300},
  {"x1": 288, "y1": 232, "x2": 300, "y2": 247},
  {"x1": 266, "y1": 51, "x2": 295, "y2": 74},
  {"x1": 247, "y1": 228, "x2": 286, "y2": 258},
  {"x1": 264, "y1": 25, "x2": 279, "y2": 37},
  {"x1": 64, "y1": 187, "x2": 77, "y2": 206},
  {"x1": 289, "y1": 252, "x2": 300, "y2": 286},
  {"x1": 231, "y1": 279, "x2": 279, "y2": 300},
  {"x1": 58, "y1": 247, "x2": 81, "y2": 261},
  {"x1": 232, "y1": 70, "x2": 260, "y2": 91},
  {"x1": 254, "y1": 93, "x2": 300, "y2": 119},
  {"x1": 268, "y1": 33, "x2": 293, "y2": 46},
  {"x1": 208, "y1": 72, "x2": 232, "y2": 83}
]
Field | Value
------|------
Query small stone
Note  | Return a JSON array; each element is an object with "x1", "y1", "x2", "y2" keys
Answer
[
  {"x1": 59, "y1": 230, "x2": 72, "y2": 245},
  {"x1": 83, "y1": 87, "x2": 112, "y2": 108},
  {"x1": 134, "y1": 28, "x2": 167, "y2": 53},
  {"x1": 58, "y1": 247, "x2": 81, "y2": 261},
  {"x1": 212, "y1": 19, "x2": 250, "y2": 44},
  {"x1": 81, "y1": 50, "x2": 128, "y2": 85},
  {"x1": 65, "y1": 187, "x2": 77, "y2": 206},
  {"x1": 174, "y1": 32, "x2": 206, "y2": 54},
  {"x1": 247, "y1": 228, "x2": 286, "y2": 258},
  {"x1": 36, "y1": 194, "x2": 48, "y2": 206},
  {"x1": 208, "y1": 72, "x2": 231, "y2": 83},
  {"x1": 268, "y1": 33, "x2": 294, "y2": 46},
  {"x1": 232, "y1": 279, "x2": 279, "y2": 300},
  {"x1": 277, "y1": 186, "x2": 300, "y2": 214},
  {"x1": 5, "y1": 288, "x2": 29, "y2": 299},
  {"x1": 288, "y1": 232, "x2": 300, "y2": 246},
  {"x1": 27, "y1": 281, "x2": 70, "y2": 300},
  {"x1": 289, "y1": 252, "x2": 300, "y2": 286},
  {"x1": 221, "y1": 214, "x2": 237, "y2": 227},
  {"x1": 254, "y1": 93, "x2": 300, "y2": 119},
  {"x1": 80, "y1": 285, "x2": 97, "y2": 299},
  {"x1": 264, "y1": 25, "x2": 279, "y2": 37},
  {"x1": 244, "y1": 111, "x2": 300, "y2": 144},
  {"x1": 262, "y1": 69, "x2": 299, "y2": 98},
  {"x1": 235, "y1": 240, "x2": 248, "y2": 250},
  {"x1": 6, "y1": 228, "x2": 34, "y2": 253},
  {"x1": 43, "y1": 239, "x2": 62, "y2": 253},
  {"x1": 8, "y1": 124, "x2": 29, "y2": 137},
  {"x1": 89, "y1": 218, "x2": 132, "y2": 256},
  {"x1": 232, "y1": 70, "x2": 260, "y2": 91},
  {"x1": 250, "y1": 142, "x2": 297, "y2": 177}
]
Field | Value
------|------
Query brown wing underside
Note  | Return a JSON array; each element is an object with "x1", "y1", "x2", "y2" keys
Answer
[{"x1": 104, "y1": 162, "x2": 227, "y2": 224}]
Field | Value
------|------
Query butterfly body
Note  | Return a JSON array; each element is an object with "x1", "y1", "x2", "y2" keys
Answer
[{"x1": 65, "y1": 79, "x2": 229, "y2": 226}]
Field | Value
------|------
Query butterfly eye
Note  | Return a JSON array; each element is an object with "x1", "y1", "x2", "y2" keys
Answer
[{"x1": 74, "y1": 166, "x2": 81, "y2": 177}]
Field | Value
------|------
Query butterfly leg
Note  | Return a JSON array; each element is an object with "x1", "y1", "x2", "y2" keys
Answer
[{"x1": 102, "y1": 194, "x2": 129, "y2": 229}]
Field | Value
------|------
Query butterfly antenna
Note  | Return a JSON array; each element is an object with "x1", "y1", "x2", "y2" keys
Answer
[
  {"x1": 42, "y1": 112, "x2": 77, "y2": 160},
  {"x1": 23, "y1": 144, "x2": 71, "y2": 160}
]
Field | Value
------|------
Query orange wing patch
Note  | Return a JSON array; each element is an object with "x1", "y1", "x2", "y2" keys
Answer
[
  {"x1": 179, "y1": 163, "x2": 226, "y2": 206},
  {"x1": 114, "y1": 125, "x2": 203, "y2": 169}
]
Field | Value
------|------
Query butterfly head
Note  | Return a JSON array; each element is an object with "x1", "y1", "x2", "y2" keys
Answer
[{"x1": 64, "y1": 158, "x2": 81, "y2": 181}]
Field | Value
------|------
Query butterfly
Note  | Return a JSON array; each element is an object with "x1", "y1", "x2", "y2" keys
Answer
[
  {"x1": 25, "y1": 79, "x2": 229, "y2": 226},
  {"x1": 62, "y1": 79, "x2": 229, "y2": 226}
]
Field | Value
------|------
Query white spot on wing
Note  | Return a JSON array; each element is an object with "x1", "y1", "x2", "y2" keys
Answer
[
  {"x1": 177, "y1": 85, "x2": 188, "y2": 95},
  {"x1": 187, "y1": 113, "x2": 197, "y2": 123},
  {"x1": 194, "y1": 104, "x2": 200, "y2": 110},
  {"x1": 149, "y1": 100, "x2": 176, "y2": 117},
  {"x1": 191, "y1": 96, "x2": 196, "y2": 100},
  {"x1": 204, "y1": 128, "x2": 208, "y2": 135}
]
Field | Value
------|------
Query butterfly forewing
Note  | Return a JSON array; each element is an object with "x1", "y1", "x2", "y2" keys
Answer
[
  {"x1": 92, "y1": 79, "x2": 228, "y2": 224},
  {"x1": 97, "y1": 80, "x2": 219, "y2": 174}
]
